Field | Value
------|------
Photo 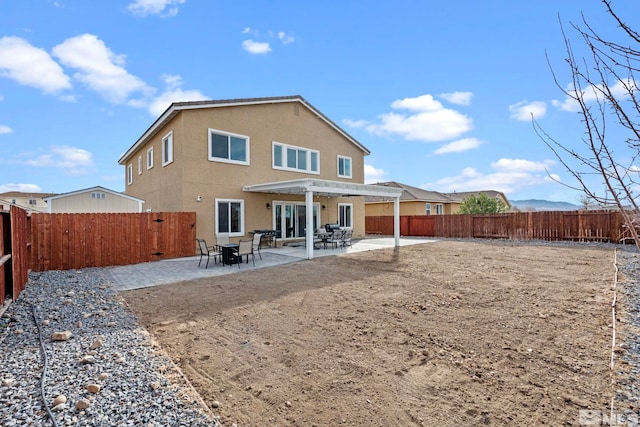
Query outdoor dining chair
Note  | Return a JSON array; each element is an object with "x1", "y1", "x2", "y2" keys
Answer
[
  {"x1": 233, "y1": 238, "x2": 255, "y2": 267},
  {"x1": 216, "y1": 233, "x2": 230, "y2": 247},
  {"x1": 326, "y1": 229, "x2": 344, "y2": 249},
  {"x1": 252, "y1": 232, "x2": 263, "y2": 260},
  {"x1": 340, "y1": 228, "x2": 353, "y2": 247},
  {"x1": 196, "y1": 238, "x2": 221, "y2": 269}
]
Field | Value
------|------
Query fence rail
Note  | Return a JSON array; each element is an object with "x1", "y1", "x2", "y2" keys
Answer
[
  {"x1": 30, "y1": 212, "x2": 197, "y2": 272},
  {"x1": 365, "y1": 210, "x2": 629, "y2": 243}
]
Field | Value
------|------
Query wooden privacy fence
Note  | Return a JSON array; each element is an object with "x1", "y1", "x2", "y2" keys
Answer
[
  {"x1": 365, "y1": 210, "x2": 629, "y2": 243},
  {"x1": 30, "y1": 212, "x2": 197, "y2": 272},
  {"x1": 0, "y1": 205, "x2": 29, "y2": 305}
]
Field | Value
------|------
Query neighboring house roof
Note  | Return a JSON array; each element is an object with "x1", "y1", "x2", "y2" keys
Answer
[
  {"x1": 0, "y1": 191, "x2": 56, "y2": 199},
  {"x1": 445, "y1": 190, "x2": 511, "y2": 208},
  {"x1": 365, "y1": 182, "x2": 511, "y2": 208},
  {"x1": 43, "y1": 186, "x2": 144, "y2": 203},
  {"x1": 118, "y1": 95, "x2": 370, "y2": 165},
  {"x1": 365, "y1": 181, "x2": 452, "y2": 203}
]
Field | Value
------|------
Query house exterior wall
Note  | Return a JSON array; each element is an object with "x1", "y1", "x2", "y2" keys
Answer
[
  {"x1": 123, "y1": 101, "x2": 367, "y2": 242},
  {"x1": 49, "y1": 191, "x2": 142, "y2": 213},
  {"x1": 365, "y1": 201, "x2": 458, "y2": 216},
  {"x1": 0, "y1": 193, "x2": 51, "y2": 213}
]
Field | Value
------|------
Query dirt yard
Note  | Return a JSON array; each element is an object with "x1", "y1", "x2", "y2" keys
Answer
[{"x1": 122, "y1": 240, "x2": 623, "y2": 426}]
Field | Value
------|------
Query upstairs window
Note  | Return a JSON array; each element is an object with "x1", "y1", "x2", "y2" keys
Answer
[
  {"x1": 146, "y1": 147, "x2": 154, "y2": 170},
  {"x1": 337, "y1": 155, "x2": 352, "y2": 179},
  {"x1": 273, "y1": 142, "x2": 319, "y2": 174},
  {"x1": 91, "y1": 192, "x2": 106, "y2": 200},
  {"x1": 28, "y1": 199, "x2": 37, "y2": 206},
  {"x1": 127, "y1": 164, "x2": 133, "y2": 185},
  {"x1": 209, "y1": 129, "x2": 249, "y2": 165},
  {"x1": 137, "y1": 155, "x2": 142, "y2": 175},
  {"x1": 162, "y1": 131, "x2": 173, "y2": 166}
]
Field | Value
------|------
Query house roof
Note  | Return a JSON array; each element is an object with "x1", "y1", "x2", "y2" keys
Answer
[
  {"x1": 364, "y1": 181, "x2": 511, "y2": 208},
  {"x1": 0, "y1": 191, "x2": 56, "y2": 199},
  {"x1": 43, "y1": 186, "x2": 144, "y2": 203},
  {"x1": 445, "y1": 190, "x2": 510, "y2": 207},
  {"x1": 364, "y1": 181, "x2": 452, "y2": 203},
  {"x1": 243, "y1": 178, "x2": 404, "y2": 198},
  {"x1": 118, "y1": 95, "x2": 370, "y2": 165}
]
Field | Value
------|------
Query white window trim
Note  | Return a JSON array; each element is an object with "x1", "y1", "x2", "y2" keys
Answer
[
  {"x1": 435, "y1": 204, "x2": 444, "y2": 215},
  {"x1": 337, "y1": 155, "x2": 352, "y2": 179},
  {"x1": 338, "y1": 203, "x2": 353, "y2": 228},
  {"x1": 208, "y1": 128, "x2": 250, "y2": 166},
  {"x1": 137, "y1": 155, "x2": 142, "y2": 175},
  {"x1": 215, "y1": 198, "x2": 245, "y2": 237},
  {"x1": 147, "y1": 147, "x2": 154, "y2": 170},
  {"x1": 272, "y1": 141, "x2": 320, "y2": 174},
  {"x1": 426, "y1": 203, "x2": 431, "y2": 215},
  {"x1": 127, "y1": 164, "x2": 133, "y2": 185},
  {"x1": 162, "y1": 131, "x2": 173, "y2": 167}
]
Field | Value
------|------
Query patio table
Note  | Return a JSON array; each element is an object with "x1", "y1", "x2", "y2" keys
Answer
[{"x1": 220, "y1": 243, "x2": 240, "y2": 266}]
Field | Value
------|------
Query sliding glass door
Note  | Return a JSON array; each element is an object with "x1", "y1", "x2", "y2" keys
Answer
[{"x1": 273, "y1": 202, "x2": 319, "y2": 239}]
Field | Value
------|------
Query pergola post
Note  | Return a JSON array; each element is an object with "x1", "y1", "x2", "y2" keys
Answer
[
  {"x1": 305, "y1": 189, "x2": 314, "y2": 260},
  {"x1": 394, "y1": 196, "x2": 400, "y2": 247}
]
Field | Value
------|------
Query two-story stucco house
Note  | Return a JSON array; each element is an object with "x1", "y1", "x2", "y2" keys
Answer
[{"x1": 118, "y1": 96, "x2": 402, "y2": 258}]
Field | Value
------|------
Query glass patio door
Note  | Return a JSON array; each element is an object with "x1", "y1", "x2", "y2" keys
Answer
[{"x1": 274, "y1": 202, "x2": 319, "y2": 239}]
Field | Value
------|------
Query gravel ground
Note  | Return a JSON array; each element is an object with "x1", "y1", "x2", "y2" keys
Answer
[
  {"x1": 0, "y1": 269, "x2": 221, "y2": 427},
  {"x1": 0, "y1": 239, "x2": 639, "y2": 426}
]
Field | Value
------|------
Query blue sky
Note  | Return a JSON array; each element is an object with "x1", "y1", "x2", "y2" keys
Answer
[{"x1": 0, "y1": 0, "x2": 637, "y2": 203}]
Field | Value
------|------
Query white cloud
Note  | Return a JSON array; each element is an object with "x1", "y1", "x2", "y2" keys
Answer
[
  {"x1": 342, "y1": 118, "x2": 369, "y2": 128},
  {"x1": 438, "y1": 91, "x2": 473, "y2": 106},
  {"x1": 278, "y1": 32, "x2": 295, "y2": 44},
  {"x1": 551, "y1": 79, "x2": 635, "y2": 112},
  {"x1": 0, "y1": 183, "x2": 42, "y2": 193},
  {"x1": 146, "y1": 74, "x2": 207, "y2": 116},
  {"x1": 52, "y1": 34, "x2": 152, "y2": 104},
  {"x1": 423, "y1": 158, "x2": 556, "y2": 194},
  {"x1": 0, "y1": 36, "x2": 71, "y2": 94},
  {"x1": 509, "y1": 100, "x2": 547, "y2": 121},
  {"x1": 127, "y1": 0, "x2": 185, "y2": 17},
  {"x1": 0, "y1": 125, "x2": 12, "y2": 135},
  {"x1": 365, "y1": 94, "x2": 473, "y2": 142},
  {"x1": 434, "y1": 137, "x2": 482, "y2": 154},
  {"x1": 242, "y1": 40, "x2": 271, "y2": 55},
  {"x1": 21, "y1": 145, "x2": 94, "y2": 175},
  {"x1": 364, "y1": 164, "x2": 386, "y2": 184}
]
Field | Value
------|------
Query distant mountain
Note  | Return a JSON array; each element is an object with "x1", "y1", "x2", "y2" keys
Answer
[{"x1": 509, "y1": 199, "x2": 580, "y2": 211}]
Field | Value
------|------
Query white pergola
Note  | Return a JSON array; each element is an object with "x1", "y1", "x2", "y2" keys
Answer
[{"x1": 243, "y1": 178, "x2": 403, "y2": 259}]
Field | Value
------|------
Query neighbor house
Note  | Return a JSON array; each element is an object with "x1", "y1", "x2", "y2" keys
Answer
[
  {"x1": 0, "y1": 191, "x2": 55, "y2": 213},
  {"x1": 43, "y1": 186, "x2": 144, "y2": 213},
  {"x1": 365, "y1": 181, "x2": 510, "y2": 216},
  {"x1": 117, "y1": 96, "x2": 402, "y2": 256}
]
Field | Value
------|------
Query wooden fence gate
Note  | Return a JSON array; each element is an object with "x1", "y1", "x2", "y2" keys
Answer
[{"x1": 29, "y1": 212, "x2": 197, "y2": 272}]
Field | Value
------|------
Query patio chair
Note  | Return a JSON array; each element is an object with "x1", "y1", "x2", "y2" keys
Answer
[
  {"x1": 252, "y1": 232, "x2": 263, "y2": 260},
  {"x1": 233, "y1": 238, "x2": 255, "y2": 267},
  {"x1": 340, "y1": 228, "x2": 353, "y2": 247},
  {"x1": 196, "y1": 238, "x2": 221, "y2": 269},
  {"x1": 216, "y1": 233, "x2": 230, "y2": 248},
  {"x1": 326, "y1": 229, "x2": 344, "y2": 249}
]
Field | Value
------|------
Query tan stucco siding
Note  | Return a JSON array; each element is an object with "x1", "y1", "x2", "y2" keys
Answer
[
  {"x1": 123, "y1": 101, "x2": 368, "y2": 242},
  {"x1": 366, "y1": 201, "x2": 459, "y2": 216}
]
